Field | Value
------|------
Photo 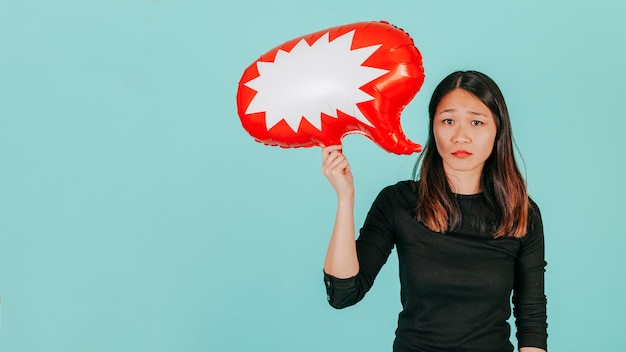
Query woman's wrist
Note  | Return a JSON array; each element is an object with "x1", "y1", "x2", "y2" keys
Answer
[{"x1": 336, "y1": 192, "x2": 355, "y2": 205}]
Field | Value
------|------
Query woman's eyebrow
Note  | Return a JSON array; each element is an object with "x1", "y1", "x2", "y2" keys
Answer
[
  {"x1": 438, "y1": 108, "x2": 488, "y2": 117},
  {"x1": 468, "y1": 110, "x2": 489, "y2": 117},
  {"x1": 437, "y1": 108, "x2": 457, "y2": 114}
]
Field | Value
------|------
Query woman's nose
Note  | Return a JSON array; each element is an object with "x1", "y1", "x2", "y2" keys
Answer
[{"x1": 452, "y1": 126, "x2": 470, "y2": 144}]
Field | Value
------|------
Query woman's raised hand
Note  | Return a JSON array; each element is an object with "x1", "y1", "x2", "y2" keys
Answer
[
  {"x1": 321, "y1": 145, "x2": 359, "y2": 278},
  {"x1": 321, "y1": 145, "x2": 354, "y2": 199}
]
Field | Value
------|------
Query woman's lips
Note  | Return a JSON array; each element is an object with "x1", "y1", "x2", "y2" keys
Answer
[{"x1": 452, "y1": 150, "x2": 472, "y2": 158}]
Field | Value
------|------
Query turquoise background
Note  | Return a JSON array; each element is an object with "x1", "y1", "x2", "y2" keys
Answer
[{"x1": 1, "y1": 0, "x2": 624, "y2": 351}]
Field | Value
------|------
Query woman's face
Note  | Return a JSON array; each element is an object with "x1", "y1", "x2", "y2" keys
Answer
[{"x1": 433, "y1": 88, "x2": 497, "y2": 179}]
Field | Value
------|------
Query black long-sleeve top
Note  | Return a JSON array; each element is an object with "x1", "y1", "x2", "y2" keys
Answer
[{"x1": 324, "y1": 181, "x2": 547, "y2": 352}]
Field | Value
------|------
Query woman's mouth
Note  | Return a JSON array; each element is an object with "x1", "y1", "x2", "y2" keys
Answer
[{"x1": 452, "y1": 150, "x2": 472, "y2": 158}]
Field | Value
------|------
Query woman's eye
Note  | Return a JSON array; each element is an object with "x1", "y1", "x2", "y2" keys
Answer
[
  {"x1": 443, "y1": 119, "x2": 454, "y2": 125},
  {"x1": 471, "y1": 120, "x2": 483, "y2": 126}
]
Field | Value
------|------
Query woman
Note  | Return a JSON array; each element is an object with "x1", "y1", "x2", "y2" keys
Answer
[{"x1": 321, "y1": 71, "x2": 547, "y2": 352}]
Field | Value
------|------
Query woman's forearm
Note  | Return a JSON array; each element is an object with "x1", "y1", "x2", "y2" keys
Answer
[{"x1": 323, "y1": 195, "x2": 359, "y2": 278}]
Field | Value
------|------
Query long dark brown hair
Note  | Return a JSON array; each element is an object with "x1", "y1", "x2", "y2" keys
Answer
[{"x1": 412, "y1": 71, "x2": 529, "y2": 238}]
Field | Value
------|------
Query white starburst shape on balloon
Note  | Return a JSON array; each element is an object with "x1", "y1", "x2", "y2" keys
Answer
[{"x1": 244, "y1": 30, "x2": 389, "y2": 131}]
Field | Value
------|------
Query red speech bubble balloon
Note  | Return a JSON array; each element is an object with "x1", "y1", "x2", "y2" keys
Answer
[{"x1": 236, "y1": 21, "x2": 424, "y2": 155}]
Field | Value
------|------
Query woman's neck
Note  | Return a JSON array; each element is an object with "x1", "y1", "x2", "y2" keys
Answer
[{"x1": 445, "y1": 169, "x2": 482, "y2": 195}]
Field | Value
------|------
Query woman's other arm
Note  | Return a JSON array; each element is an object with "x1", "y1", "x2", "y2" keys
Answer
[
  {"x1": 514, "y1": 201, "x2": 548, "y2": 351},
  {"x1": 321, "y1": 145, "x2": 359, "y2": 278}
]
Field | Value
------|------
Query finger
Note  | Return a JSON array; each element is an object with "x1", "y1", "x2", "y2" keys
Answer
[
  {"x1": 322, "y1": 145, "x2": 343, "y2": 159},
  {"x1": 324, "y1": 149, "x2": 345, "y2": 165},
  {"x1": 322, "y1": 149, "x2": 343, "y2": 168},
  {"x1": 323, "y1": 144, "x2": 343, "y2": 152},
  {"x1": 322, "y1": 145, "x2": 348, "y2": 175},
  {"x1": 327, "y1": 156, "x2": 350, "y2": 176}
]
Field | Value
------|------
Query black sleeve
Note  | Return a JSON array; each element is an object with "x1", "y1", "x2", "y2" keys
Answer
[
  {"x1": 324, "y1": 185, "x2": 397, "y2": 309},
  {"x1": 513, "y1": 201, "x2": 548, "y2": 350}
]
